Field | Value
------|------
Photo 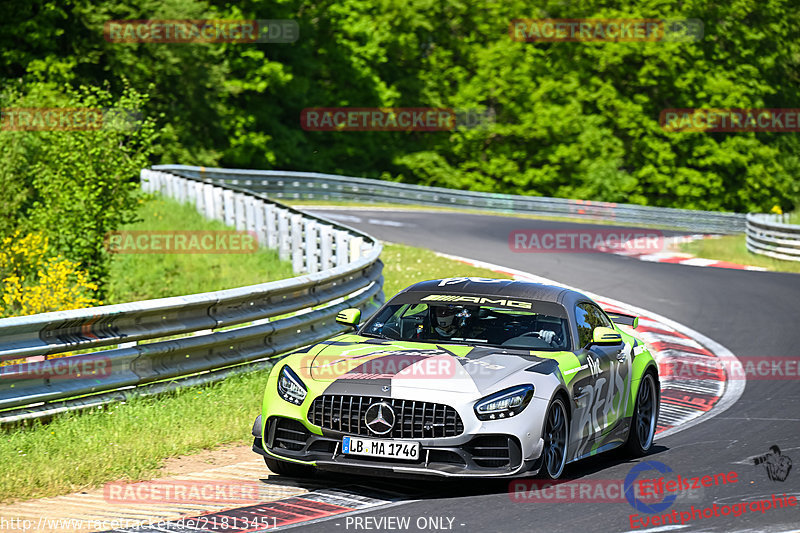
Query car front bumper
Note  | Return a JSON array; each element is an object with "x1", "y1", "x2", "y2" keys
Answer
[{"x1": 252, "y1": 415, "x2": 545, "y2": 479}]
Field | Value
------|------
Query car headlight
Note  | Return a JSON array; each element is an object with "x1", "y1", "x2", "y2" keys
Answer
[
  {"x1": 474, "y1": 385, "x2": 534, "y2": 421},
  {"x1": 277, "y1": 366, "x2": 307, "y2": 405}
]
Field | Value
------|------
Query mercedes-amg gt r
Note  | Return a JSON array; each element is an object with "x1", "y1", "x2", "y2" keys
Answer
[{"x1": 251, "y1": 277, "x2": 659, "y2": 479}]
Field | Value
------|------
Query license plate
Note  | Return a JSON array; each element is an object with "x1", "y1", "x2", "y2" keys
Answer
[{"x1": 342, "y1": 436, "x2": 420, "y2": 460}]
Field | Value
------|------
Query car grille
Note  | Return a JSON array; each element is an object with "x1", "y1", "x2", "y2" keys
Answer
[
  {"x1": 465, "y1": 435, "x2": 515, "y2": 468},
  {"x1": 308, "y1": 395, "x2": 464, "y2": 438},
  {"x1": 268, "y1": 417, "x2": 310, "y2": 451}
]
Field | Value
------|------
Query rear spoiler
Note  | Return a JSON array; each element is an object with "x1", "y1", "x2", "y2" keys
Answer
[{"x1": 606, "y1": 311, "x2": 639, "y2": 329}]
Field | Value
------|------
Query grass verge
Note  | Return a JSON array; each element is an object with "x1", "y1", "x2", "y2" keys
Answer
[
  {"x1": 680, "y1": 234, "x2": 800, "y2": 274},
  {"x1": 106, "y1": 196, "x2": 295, "y2": 303},
  {"x1": 0, "y1": 243, "x2": 511, "y2": 504}
]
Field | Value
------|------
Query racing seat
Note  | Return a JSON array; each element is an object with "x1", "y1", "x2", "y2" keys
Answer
[{"x1": 400, "y1": 313, "x2": 427, "y2": 339}]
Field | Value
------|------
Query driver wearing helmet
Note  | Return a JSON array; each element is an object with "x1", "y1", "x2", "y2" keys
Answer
[
  {"x1": 431, "y1": 305, "x2": 460, "y2": 338},
  {"x1": 428, "y1": 304, "x2": 481, "y2": 340}
]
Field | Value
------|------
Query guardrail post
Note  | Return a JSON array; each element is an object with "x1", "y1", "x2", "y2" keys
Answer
[
  {"x1": 335, "y1": 231, "x2": 348, "y2": 267},
  {"x1": 305, "y1": 221, "x2": 320, "y2": 274},
  {"x1": 254, "y1": 200, "x2": 266, "y2": 247},
  {"x1": 186, "y1": 178, "x2": 197, "y2": 204},
  {"x1": 278, "y1": 209, "x2": 290, "y2": 261},
  {"x1": 349, "y1": 236, "x2": 364, "y2": 261},
  {"x1": 175, "y1": 177, "x2": 186, "y2": 203},
  {"x1": 202, "y1": 184, "x2": 215, "y2": 220},
  {"x1": 266, "y1": 204, "x2": 277, "y2": 249},
  {"x1": 223, "y1": 190, "x2": 235, "y2": 227},
  {"x1": 141, "y1": 170, "x2": 153, "y2": 193},
  {"x1": 320, "y1": 181, "x2": 331, "y2": 201},
  {"x1": 245, "y1": 197, "x2": 257, "y2": 238},
  {"x1": 165, "y1": 173, "x2": 175, "y2": 198},
  {"x1": 320, "y1": 225, "x2": 334, "y2": 270},
  {"x1": 159, "y1": 172, "x2": 170, "y2": 196},
  {"x1": 210, "y1": 187, "x2": 224, "y2": 220},
  {"x1": 234, "y1": 194, "x2": 247, "y2": 231},
  {"x1": 291, "y1": 214, "x2": 304, "y2": 272},
  {"x1": 195, "y1": 181, "x2": 206, "y2": 214},
  {"x1": 178, "y1": 176, "x2": 188, "y2": 202}
]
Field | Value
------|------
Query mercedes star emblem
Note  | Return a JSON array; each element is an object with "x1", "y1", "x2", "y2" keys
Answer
[{"x1": 364, "y1": 402, "x2": 395, "y2": 435}]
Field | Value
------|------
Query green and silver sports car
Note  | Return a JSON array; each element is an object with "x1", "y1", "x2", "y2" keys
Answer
[{"x1": 251, "y1": 277, "x2": 659, "y2": 479}]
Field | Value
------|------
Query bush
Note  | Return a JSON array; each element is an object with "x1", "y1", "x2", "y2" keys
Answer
[
  {"x1": 0, "y1": 231, "x2": 100, "y2": 318},
  {"x1": 0, "y1": 82, "x2": 160, "y2": 294}
]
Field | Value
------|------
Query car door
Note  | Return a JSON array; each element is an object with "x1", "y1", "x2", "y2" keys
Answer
[
  {"x1": 580, "y1": 302, "x2": 632, "y2": 436},
  {"x1": 569, "y1": 302, "x2": 630, "y2": 459}
]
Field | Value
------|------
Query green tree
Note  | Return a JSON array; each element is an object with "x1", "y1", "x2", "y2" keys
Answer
[{"x1": 0, "y1": 0, "x2": 798, "y2": 213}]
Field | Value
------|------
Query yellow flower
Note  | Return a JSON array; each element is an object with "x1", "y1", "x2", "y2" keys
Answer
[{"x1": 0, "y1": 232, "x2": 101, "y2": 319}]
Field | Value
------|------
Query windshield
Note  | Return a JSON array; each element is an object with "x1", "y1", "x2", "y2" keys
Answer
[{"x1": 361, "y1": 298, "x2": 571, "y2": 351}]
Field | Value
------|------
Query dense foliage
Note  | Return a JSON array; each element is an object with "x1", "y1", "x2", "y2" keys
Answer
[
  {"x1": 2, "y1": 0, "x2": 799, "y2": 225},
  {"x1": 0, "y1": 82, "x2": 159, "y2": 292}
]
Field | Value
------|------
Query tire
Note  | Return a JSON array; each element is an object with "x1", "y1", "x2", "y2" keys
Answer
[
  {"x1": 264, "y1": 456, "x2": 316, "y2": 478},
  {"x1": 539, "y1": 397, "x2": 569, "y2": 479},
  {"x1": 625, "y1": 371, "x2": 658, "y2": 457}
]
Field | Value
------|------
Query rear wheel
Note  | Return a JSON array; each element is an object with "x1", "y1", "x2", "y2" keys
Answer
[
  {"x1": 539, "y1": 397, "x2": 569, "y2": 479},
  {"x1": 264, "y1": 457, "x2": 316, "y2": 478},
  {"x1": 625, "y1": 372, "x2": 658, "y2": 456}
]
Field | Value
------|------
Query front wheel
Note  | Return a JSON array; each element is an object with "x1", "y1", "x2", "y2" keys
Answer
[
  {"x1": 539, "y1": 397, "x2": 569, "y2": 479},
  {"x1": 625, "y1": 372, "x2": 658, "y2": 456},
  {"x1": 264, "y1": 456, "x2": 316, "y2": 478}
]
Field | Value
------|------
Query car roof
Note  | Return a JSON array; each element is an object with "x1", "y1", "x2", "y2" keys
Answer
[{"x1": 399, "y1": 278, "x2": 590, "y2": 308}]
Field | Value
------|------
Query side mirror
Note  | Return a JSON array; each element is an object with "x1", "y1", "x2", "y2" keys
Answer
[
  {"x1": 336, "y1": 308, "x2": 361, "y2": 330},
  {"x1": 590, "y1": 326, "x2": 623, "y2": 346}
]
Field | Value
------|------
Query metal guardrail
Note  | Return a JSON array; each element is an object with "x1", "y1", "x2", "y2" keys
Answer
[
  {"x1": 746, "y1": 213, "x2": 800, "y2": 262},
  {"x1": 0, "y1": 169, "x2": 384, "y2": 424},
  {"x1": 153, "y1": 165, "x2": 747, "y2": 234}
]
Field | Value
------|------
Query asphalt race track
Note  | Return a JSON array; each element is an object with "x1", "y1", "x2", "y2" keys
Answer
[{"x1": 287, "y1": 208, "x2": 800, "y2": 533}]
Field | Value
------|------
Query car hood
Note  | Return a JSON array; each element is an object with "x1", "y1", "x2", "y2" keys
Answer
[{"x1": 297, "y1": 339, "x2": 565, "y2": 394}]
